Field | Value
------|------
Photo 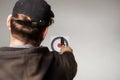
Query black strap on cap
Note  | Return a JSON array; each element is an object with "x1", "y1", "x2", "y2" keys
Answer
[{"x1": 14, "y1": 19, "x2": 41, "y2": 28}]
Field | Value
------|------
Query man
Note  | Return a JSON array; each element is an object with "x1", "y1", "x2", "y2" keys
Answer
[{"x1": 0, "y1": 0, "x2": 77, "y2": 80}]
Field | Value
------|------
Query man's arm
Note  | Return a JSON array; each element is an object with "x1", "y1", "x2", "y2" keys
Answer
[
  {"x1": 51, "y1": 44, "x2": 77, "y2": 80},
  {"x1": 60, "y1": 45, "x2": 77, "y2": 79}
]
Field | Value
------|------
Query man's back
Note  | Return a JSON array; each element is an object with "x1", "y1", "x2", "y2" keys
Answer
[
  {"x1": 3, "y1": 0, "x2": 77, "y2": 79},
  {"x1": 0, "y1": 47, "x2": 77, "y2": 80}
]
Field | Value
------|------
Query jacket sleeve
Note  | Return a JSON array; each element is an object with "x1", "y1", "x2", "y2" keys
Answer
[{"x1": 52, "y1": 51, "x2": 77, "y2": 80}]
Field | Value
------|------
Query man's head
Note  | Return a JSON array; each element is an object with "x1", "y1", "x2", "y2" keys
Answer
[{"x1": 7, "y1": 0, "x2": 54, "y2": 46}]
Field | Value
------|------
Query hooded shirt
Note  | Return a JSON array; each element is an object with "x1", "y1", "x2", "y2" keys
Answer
[{"x1": 0, "y1": 47, "x2": 77, "y2": 80}]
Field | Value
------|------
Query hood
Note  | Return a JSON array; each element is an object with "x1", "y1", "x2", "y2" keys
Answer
[{"x1": 0, "y1": 47, "x2": 53, "y2": 80}]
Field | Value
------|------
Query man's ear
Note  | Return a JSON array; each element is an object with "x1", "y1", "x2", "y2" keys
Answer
[{"x1": 7, "y1": 14, "x2": 12, "y2": 30}]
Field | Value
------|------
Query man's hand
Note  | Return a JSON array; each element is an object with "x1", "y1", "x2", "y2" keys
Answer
[{"x1": 60, "y1": 45, "x2": 73, "y2": 54}]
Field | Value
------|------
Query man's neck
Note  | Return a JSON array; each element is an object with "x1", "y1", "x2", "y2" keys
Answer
[
  {"x1": 10, "y1": 36, "x2": 32, "y2": 47},
  {"x1": 10, "y1": 38, "x2": 26, "y2": 47},
  {"x1": 9, "y1": 35, "x2": 41, "y2": 47}
]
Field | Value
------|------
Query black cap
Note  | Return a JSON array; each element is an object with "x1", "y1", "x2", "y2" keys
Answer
[{"x1": 12, "y1": 0, "x2": 54, "y2": 22}]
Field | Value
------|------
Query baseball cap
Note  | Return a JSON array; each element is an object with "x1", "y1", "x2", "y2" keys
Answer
[{"x1": 12, "y1": 0, "x2": 54, "y2": 27}]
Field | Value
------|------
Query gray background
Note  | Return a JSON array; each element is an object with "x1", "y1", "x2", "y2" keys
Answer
[{"x1": 0, "y1": 0, "x2": 120, "y2": 80}]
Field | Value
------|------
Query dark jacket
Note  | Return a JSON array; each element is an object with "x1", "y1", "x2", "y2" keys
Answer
[{"x1": 0, "y1": 47, "x2": 77, "y2": 80}]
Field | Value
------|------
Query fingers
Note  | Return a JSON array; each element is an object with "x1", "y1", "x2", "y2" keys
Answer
[{"x1": 60, "y1": 45, "x2": 73, "y2": 54}]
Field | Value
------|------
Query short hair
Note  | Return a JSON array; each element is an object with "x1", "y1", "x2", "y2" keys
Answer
[{"x1": 11, "y1": 14, "x2": 54, "y2": 46}]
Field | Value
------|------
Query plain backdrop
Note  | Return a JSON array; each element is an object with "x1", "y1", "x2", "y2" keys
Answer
[{"x1": 0, "y1": 0, "x2": 120, "y2": 80}]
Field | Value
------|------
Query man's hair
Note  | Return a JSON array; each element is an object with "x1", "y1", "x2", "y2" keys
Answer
[{"x1": 11, "y1": 0, "x2": 54, "y2": 46}]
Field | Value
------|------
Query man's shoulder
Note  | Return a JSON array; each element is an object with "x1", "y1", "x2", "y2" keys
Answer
[
  {"x1": 0, "y1": 47, "x2": 50, "y2": 55},
  {"x1": 0, "y1": 46, "x2": 49, "y2": 51},
  {"x1": 0, "y1": 47, "x2": 24, "y2": 51}
]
